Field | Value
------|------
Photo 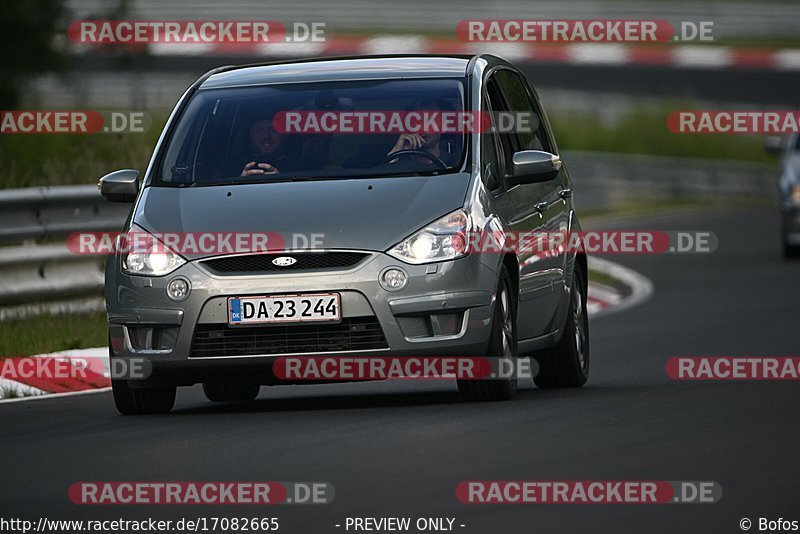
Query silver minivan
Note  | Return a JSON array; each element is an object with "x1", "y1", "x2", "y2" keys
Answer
[{"x1": 101, "y1": 55, "x2": 589, "y2": 414}]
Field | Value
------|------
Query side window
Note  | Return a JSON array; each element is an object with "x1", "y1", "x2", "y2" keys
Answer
[
  {"x1": 484, "y1": 76, "x2": 516, "y2": 180},
  {"x1": 480, "y1": 128, "x2": 501, "y2": 192},
  {"x1": 495, "y1": 70, "x2": 553, "y2": 154}
]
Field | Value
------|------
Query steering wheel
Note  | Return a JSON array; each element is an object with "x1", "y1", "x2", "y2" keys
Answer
[{"x1": 381, "y1": 149, "x2": 447, "y2": 169}]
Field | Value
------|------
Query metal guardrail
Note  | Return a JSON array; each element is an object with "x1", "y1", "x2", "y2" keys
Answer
[
  {"x1": 0, "y1": 185, "x2": 128, "y2": 313},
  {"x1": 0, "y1": 152, "x2": 777, "y2": 313},
  {"x1": 0, "y1": 245, "x2": 105, "y2": 305},
  {"x1": 565, "y1": 150, "x2": 777, "y2": 212},
  {"x1": 0, "y1": 185, "x2": 130, "y2": 245}
]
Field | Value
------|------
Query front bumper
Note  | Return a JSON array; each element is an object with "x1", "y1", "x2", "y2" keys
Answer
[{"x1": 106, "y1": 251, "x2": 499, "y2": 385}]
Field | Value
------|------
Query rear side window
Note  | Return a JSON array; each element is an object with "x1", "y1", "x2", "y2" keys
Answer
[
  {"x1": 480, "y1": 82, "x2": 503, "y2": 192},
  {"x1": 494, "y1": 70, "x2": 553, "y2": 154},
  {"x1": 483, "y1": 76, "x2": 516, "y2": 174}
]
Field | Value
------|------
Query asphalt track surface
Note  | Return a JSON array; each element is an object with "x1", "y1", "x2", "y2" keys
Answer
[{"x1": 2, "y1": 206, "x2": 799, "y2": 533}]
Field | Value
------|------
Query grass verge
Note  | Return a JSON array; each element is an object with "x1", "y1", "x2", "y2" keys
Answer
[
  {"x1": 552, "y1": 106, "x2": 776, "y2": 164},
  {"x1": 0, "y1": 113, "x2": 166, "y2": 189},
  {"x1": 0, "y1": 311, "x2": 107, "y2": 357}
]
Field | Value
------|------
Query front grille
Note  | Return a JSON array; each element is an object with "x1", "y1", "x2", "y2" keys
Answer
[
  {"x1": 201, "y1": 252, "x2": 368, "y2": 274},
  {"x1": 190, "y1": 317, "x2": 388, "y2": 357}
]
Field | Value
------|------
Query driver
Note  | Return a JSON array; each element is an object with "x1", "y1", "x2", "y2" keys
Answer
[
  {"x1": 385, "y1": 98, "x2": 459, "y2": 166},
  {"x1": 239, "y1": 117, "x2": 288, "y2": 176},
  {"x1": 215, "y1": 114, "x2": 289, "y2": 179}
]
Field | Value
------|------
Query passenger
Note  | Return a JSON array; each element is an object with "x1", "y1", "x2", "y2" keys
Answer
[{"x1": 386, "y1": 98, "x2": 459, "y2": 166}]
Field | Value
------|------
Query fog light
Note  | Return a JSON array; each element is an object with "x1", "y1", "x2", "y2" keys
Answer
[
  {"x1": 380, "y1": 267, "x2": 408, "y2": 292},
  {"x1": 166, "y1": 277, "x2": 190, "y2": 301}
]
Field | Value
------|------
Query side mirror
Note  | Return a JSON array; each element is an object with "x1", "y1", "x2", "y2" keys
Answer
[
  {"x1": 509, "y1": 150, "x2": 562, "y2": 185},
  {"x1": 764, "y1": 135, "x2": 784, "y2": 155},
  {"x1": 99, "y1": 169, "x2": 139, "y2": 202}
]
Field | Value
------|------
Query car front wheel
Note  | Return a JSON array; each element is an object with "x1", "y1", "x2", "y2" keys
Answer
[
  {"x1": 782, "y1": 220, "x2": 800, "y2": 258},
  {"x1": 457, "y1": 265, "x2": 518, "y2": 402},
  {"x1": 112, "y1": 379, "x2": 176, "y2": 415}
]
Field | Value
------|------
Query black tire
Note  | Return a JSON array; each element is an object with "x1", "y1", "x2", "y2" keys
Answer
[
  {"x1": 203, "y1": 382, "x2": 260, "y2": 402},
  {"x1": 783, "y1": 239, "x2": 800, "y2": 259},
  {"x1": 784, "y1": 244, "x2": 800, "y2": 259},
  {"x1": 457, "y1": 265, "x2": 518, "y2": 402},
  {"x1": 112, "y1": 379, "x2": 176, "y2": 415},
  {"x1": 781, "y1": 219, "x2": 800, "y2": 258},
  {"x1": 533, "y1": 264, "x2": 590, "y2": 388}
]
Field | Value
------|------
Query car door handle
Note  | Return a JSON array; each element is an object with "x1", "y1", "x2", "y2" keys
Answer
[
  {"x1": 534, "y1": 201, "x2": 549, "y2": 212},
  {"x1": 559, "y1": 188, "x2": 572, "y2": 199}
]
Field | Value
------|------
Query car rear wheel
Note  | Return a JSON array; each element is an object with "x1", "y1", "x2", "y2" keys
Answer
[
  {"x1": 112, "y1": 379, "x2": 176, "y2": 415},
  {"x1": 203, "y1": 382, "x2": 260, "y2": 402},
  {"x1": 457, "y1": 265, "x2": 518, "y2": 402},
  {"x1": 533, "y1": 265, "x2": 590, "y2": 388}
]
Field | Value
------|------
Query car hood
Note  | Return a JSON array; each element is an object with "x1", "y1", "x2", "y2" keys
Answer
[{"x1": 133, "y1": 173, "x2": 470, "y2": 259}]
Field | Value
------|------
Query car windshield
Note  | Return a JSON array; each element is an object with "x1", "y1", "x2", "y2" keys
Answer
[{"x1": 156, "y1": 78, "x2": 467, "y2": 186}]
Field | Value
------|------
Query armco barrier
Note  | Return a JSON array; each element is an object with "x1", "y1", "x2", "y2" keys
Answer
[
  {"x1": 0, "y1": 185, "x2": 131, "y2": 245},
  {"x1": 565, "y1": 150, "x2": 776, "y2": 211},
  {"x1": 0, "y1": 244, "x2": 105, "y2": 306}
]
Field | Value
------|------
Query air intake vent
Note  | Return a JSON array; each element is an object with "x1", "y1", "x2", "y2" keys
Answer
[
  {"x1": 202, "y1": 252, "x2": 368, "y2": 274},
  {"x1": 190, "y1": 317, "x2": 388, "y2": 357}
]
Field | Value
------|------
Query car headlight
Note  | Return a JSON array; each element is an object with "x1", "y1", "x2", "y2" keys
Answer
[
  {"x1": 388, "y1": 209, "x2": 469, "y2": 264},
  {"x1": 121, "y1": 224, "x2": 186, "y2": 276}
]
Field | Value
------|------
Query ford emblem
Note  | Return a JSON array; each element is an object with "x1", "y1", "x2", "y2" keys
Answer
[{"x1": 272, "y1": 256, "x2": 297, "y2": 267}]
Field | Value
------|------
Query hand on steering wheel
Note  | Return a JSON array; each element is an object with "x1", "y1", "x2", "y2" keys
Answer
[{"x1": 241, "y1": 161, "x2": 280, "y2": 176}]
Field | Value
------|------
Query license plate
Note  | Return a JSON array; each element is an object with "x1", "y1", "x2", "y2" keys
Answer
[{"x1": 228, "y1": 293, "x2": 340, "y2": 325}]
